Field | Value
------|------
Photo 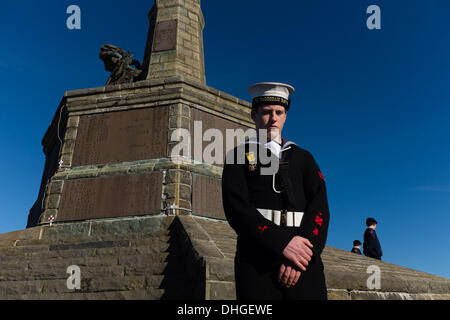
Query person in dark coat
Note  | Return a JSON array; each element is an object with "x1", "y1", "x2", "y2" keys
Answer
[
  {"x1": 351, "y1": 240, "x2": 362, "y2": 255},
  {"x1": 363, "y1": 217, "x2": 382, "y2": 260},
  {"x1": 222, "y1": 82, "x2": 330, "y2": 300}
]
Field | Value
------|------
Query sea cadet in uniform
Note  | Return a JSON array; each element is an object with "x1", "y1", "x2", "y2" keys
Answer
[
  {"x1": 363, "y1": 217, "x2": 382, "y2": 260},
  {"x1": 222, "y1": 82, "x2": 330, "y2": 300},
  {"x1": 351, "y1": 240, "x2": 362, "y2": 255}
]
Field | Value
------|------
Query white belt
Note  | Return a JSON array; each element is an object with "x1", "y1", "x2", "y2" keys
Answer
[{"x1": 257, "y1": 209, "x2": 304, "y2": 227}]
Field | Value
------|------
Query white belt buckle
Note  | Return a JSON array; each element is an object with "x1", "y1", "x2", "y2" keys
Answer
[
  {"x1": 286, "y1": 212, "x2": 294, "y2": 227},
  {"x1": 273, "y1": 210, "x2": 281, "y2": 226},
  {"x1": 294, "y1": 212, "x2": 304, "y2": 227},
  {"x1": 257, "y1": 209, "x2": 272, "y2": 221},
  {"x1": 257, "y1": 209, "x2": 304, "y2": 227}
]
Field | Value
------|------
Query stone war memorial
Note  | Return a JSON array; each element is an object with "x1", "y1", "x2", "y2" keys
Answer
[{"x1": 1, "y1": 0, "x2": 449, "y2": 300}]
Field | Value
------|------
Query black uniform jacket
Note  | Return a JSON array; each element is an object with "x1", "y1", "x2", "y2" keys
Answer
[
  {"x1": 351, "y1": 247, "x2": 362, "y2": 255},
  {"x1": 222, "y1": 139, "x2": 330, "y2": 284},
  {"x1": 363, "y1": 228, "x2": 382, "y2": 259}
]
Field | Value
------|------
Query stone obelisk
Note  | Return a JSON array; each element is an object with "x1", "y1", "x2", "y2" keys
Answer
[
  {"x1": 142, "y1": 0, "x2": 206, "y2": 84},
  {"x1": 27, "y1": 0, "x2": 253, "y2": 228}
]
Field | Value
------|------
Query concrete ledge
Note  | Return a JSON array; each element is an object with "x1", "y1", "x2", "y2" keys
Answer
[
  {"x1": 52, "y1": 158, "x2": 223, "y2": 181},
  {"x1": 0, "y1": 215, "x2": 173, "y2": 243}
]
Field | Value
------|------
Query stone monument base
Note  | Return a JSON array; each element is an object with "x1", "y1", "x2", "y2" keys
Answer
[{"x1": 1, "y1": 214, "x2": 449, "y2": 299}]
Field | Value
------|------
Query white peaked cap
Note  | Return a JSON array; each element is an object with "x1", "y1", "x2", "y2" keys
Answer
[{"x1": 248, "y1": 82, "x2": 295, "y2": 100}]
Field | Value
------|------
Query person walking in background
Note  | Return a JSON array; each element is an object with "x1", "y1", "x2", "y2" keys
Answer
[
  {"x1": 363, "y1": 217, "x2": 382, "y2": 260},
  {"x1": 351, "y1": 240, "x2": 362, "y2": 255}
]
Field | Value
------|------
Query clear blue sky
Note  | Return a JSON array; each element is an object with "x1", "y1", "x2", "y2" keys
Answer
[{"x1": 1, "y1": 0, "x2": 449, "y2": 279}]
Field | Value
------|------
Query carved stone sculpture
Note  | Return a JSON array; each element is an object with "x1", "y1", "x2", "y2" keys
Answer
[{"x1": 99, "y1": 44, "x2": 143, "y2": 86}]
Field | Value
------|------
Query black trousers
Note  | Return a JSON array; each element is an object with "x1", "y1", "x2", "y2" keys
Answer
[{"x1": 235, "y1": 258, "x2": 327, "y2": 300}]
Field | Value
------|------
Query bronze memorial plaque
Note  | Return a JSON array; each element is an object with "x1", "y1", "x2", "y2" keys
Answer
[
  {"x1": 153, "y1": 20, "x2": 178, "y2": 52},
  {"x1": 190, "y1": 108, "x2": 253, "y2": 166},
  {"x1": 72, "y1": 107, "x2": 168, "y2": 166},
  {"x1": 192, "y1": 174, "x2": 225, "y2": 220},
  {"x1": 58, "y1": 173, "x2": 163, "y2": 221}
]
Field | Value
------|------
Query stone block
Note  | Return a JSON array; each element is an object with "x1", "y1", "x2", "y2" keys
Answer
[
  {"x1": 190, "y1": 238, "x2": 223, "y2": 259},
  {"x1": 164, "y1": 183, "x2": 191, "y2": 200},
  {"x1": 66, "y1": 116, "x2": 80, "y2": 128},
  {"x1": 49, "y1": 180, "x2": 64, "y2": 194},
  {"x1": 187, "y1": 11, "x2": 198, "y2": 22},
  {"x1": 350, "y1": 291, "x2": 412, "y2": 300},
  {"x1": 327, "y1": 289, "x2": 350, "y2": 300},
  {"x1": 169, "y1": 103, "x2": 191, "y2": 117},
  {"x1": 206, "y1": 258, "x2": 234, "y2": 282},
  {"x1": 163, "y1": 199, "x2": 191, "y2": 212},
  {"x1": 91, "y1": 217, "x2": 173, "y2": 238},
  {"x1": 349, "y1": 291, "x2": 382, "y2": 300},
  {"x1": 41, "y1": 222, "x2": 90, "y2": 240},
  {"x1": 208, "y1": 281, "x2": 235, "y2": 300},
  {"x1": 324, "y1": 268, "x2": 370, "y2": 291},
  {"x1": 177, "y1": 216, "x2": 210, "y2": 241},
  {"x1": 61, "y1": 139, "x2": 76, "y2": 155},
  {"x1": 45, "y1": 194, "x2": 61, "y2": 210},
  {"x1": 169, "y1": 114, "x2": 190, "y2": 129},
  {"x1": 166, "y1": 169, "x2": 192, "y2": 185},
  {"x1": 429, "y1": 279, "x2": 450, "y2": 294}
]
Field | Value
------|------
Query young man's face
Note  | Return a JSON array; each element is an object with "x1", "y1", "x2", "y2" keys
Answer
[{"x1": 251, "y1": 104, "x2": 287, "y2": 142}]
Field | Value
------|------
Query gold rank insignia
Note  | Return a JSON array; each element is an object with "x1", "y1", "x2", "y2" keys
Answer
[
  {"x1": 246, "y1": 152, "x2": 257, "y2": 172},
  {"x1": 246, "y1": 152, "x2": 256, "y2": 162}
]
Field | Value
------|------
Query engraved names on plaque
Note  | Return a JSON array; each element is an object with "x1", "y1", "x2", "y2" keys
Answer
[
  {"x1": 72, "y1": 107, "x2": 168, "y2": 166},
  {"x1": 58, "y1": 173, "x2": 163, "y2": 221},
  {"x1": 190, "y1": 108, "x2": 252, "y2": 166},
  {"x1": 192, "y1": 175, "x2": 225, "y2": 220}
]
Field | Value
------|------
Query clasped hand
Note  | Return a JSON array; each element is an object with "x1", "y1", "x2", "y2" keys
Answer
[{"x1": 279, "y1": 236, "x2": 313, "y2": 288}]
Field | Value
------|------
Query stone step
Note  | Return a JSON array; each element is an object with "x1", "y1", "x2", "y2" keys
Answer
[
  {"x1": 0, "y1": 240, "x2": 172, "y2": 261},
  {"x1": 16, "y1": 233, "x2": 168, "y2": 245},
  {"x1": 0, "y1": 259, "x2": 184, "y2": 282},
  {"x1": 0, "y1": 244, "x2": 51, "y2": 255},
  {"x1": 0, "y1": 252, "x2": 180, "y2": 271},
  {"x1": 322, "y1": 256, "x2": 433, "y2": 276},
  {"x1": 0, "y1": 273, "x2": 188, "y2": 296},
  {"x1": 0, "y1": 265, "x2": 125, "y2": 281},
  {"x1": 0, "y1": 250, "x2": 171, "y2": 269},
  {"x1": 36, "y1": 219, "x2": 173, "y2": 241},
  {"x1": 0, "y1": 276, "x2": 143, "y2": 295},
  {"x1": 0, "y1": 235, "x2": 170, "y2": 252},
  {"x1": 2, "y1": 288, "x2": 166, "y2": 300}
]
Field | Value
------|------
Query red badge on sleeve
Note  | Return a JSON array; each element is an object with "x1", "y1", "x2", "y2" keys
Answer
[
  {"x1": 318, "y1": 171, "x2": 325, "y2": 181},
  {"x1": 315, "y1": 214, "x2": 323, "y2": 227},
  {"x1": 258, "y1": 226, "x2": 268, "y2": 234}
]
